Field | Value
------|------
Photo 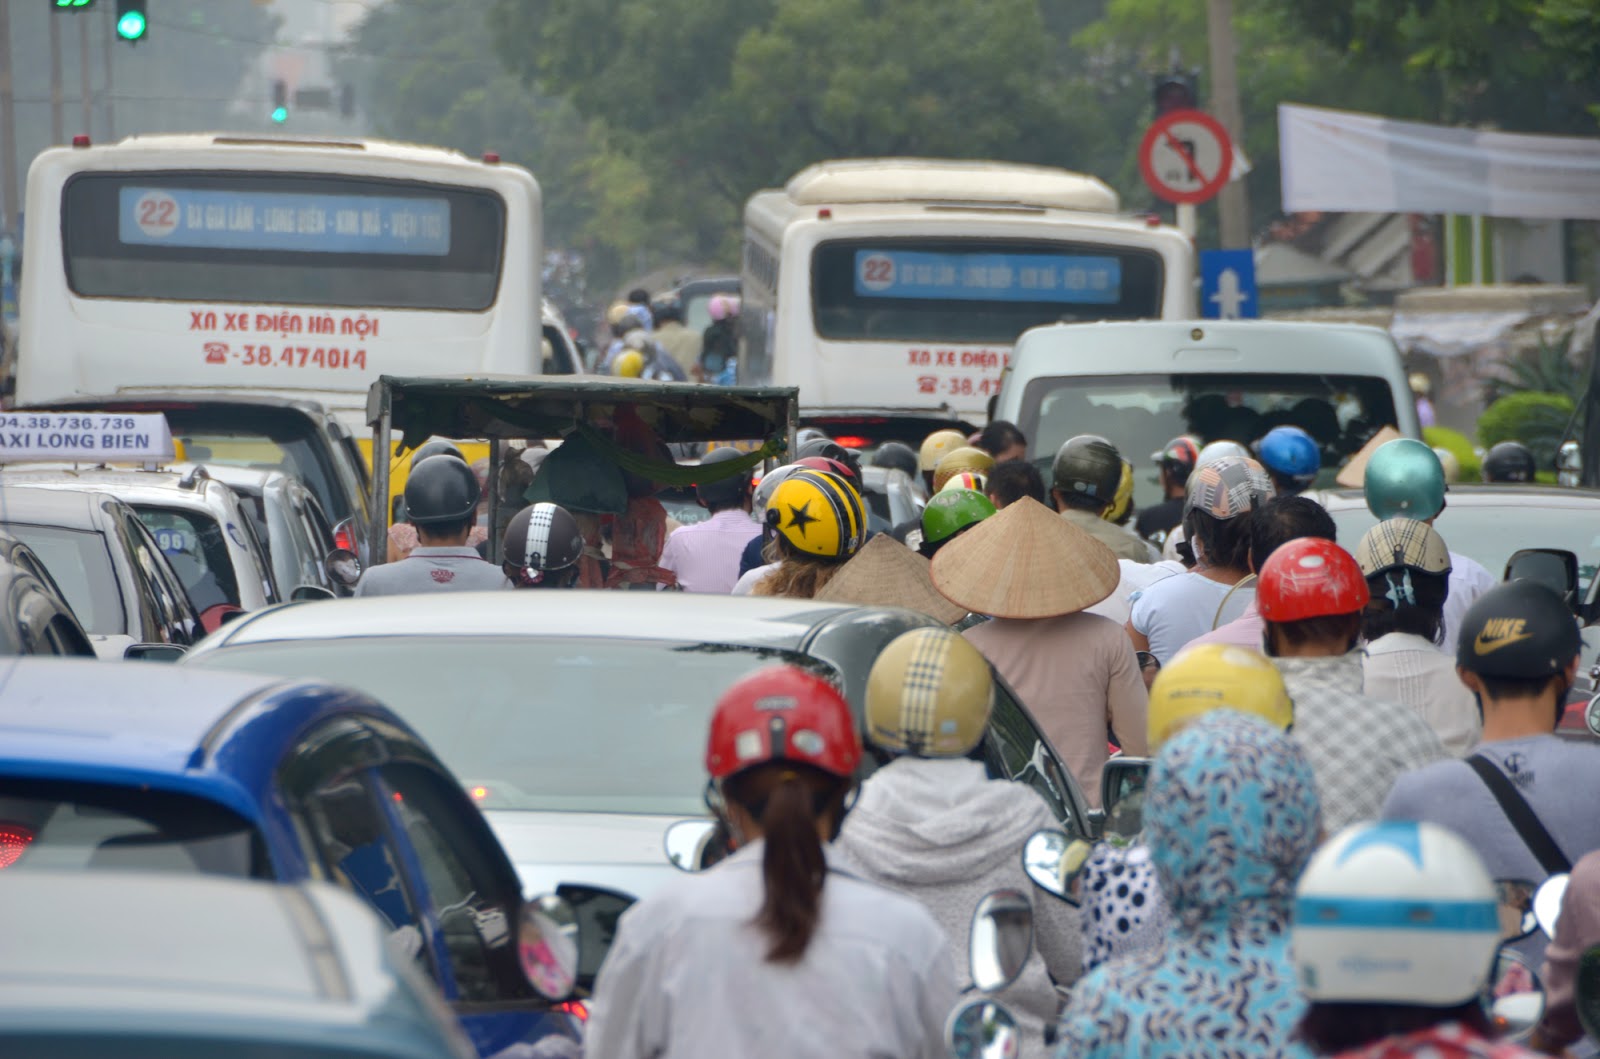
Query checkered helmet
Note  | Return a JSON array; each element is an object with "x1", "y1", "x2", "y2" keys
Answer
[
  {"x1": 865, "y1": 628, "x2": 994, "y2": 757},
  {"x1": 1183, "y1": 456, "x2": 1274, "y2": 520}
]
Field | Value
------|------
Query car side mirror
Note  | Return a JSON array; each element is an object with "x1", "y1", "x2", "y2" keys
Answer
[
  {"x1": 968, "y1": 889, "x2": 1033, "y2": 994},
  {"x1": 124, "y1": 643, "x2": 186, "y2": 663},
  {"x1": 1101, "y1": 756, "x2": 1152, "y2": 837},
  {"x1": 1505, "y1": 548, "x2": 1580, "y2": 609},
  {"x1": 663, "y1": 818, "x2": 722, "y2": 872},
  {"x1": 324, "y1": 548, "x2": 362, "y2": 588},
  {"x1": 518, "y1": 893, "x2": 579, "y2": 1001},
  {"x1": 556, "y1": 882, "x2": 636, "y2": 995},
  {"x1": 1020, "y1": 828, "x2": 1092, "y2": 905}
]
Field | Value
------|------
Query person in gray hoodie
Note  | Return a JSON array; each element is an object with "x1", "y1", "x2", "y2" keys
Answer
[{"x1": 836, "y1": 627, "x2": 1081, "y2": 1059}]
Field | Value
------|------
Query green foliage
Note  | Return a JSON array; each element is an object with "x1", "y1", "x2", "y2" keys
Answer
[
  {"x1": 1422, "y1": 426, "x2": 1482, "y2": 482},
  {"x1": 1481, "y1": 331, "x2": 1583, "y2": 406},
  {"x1": 1476, "y1": 392, "x2": 1576, "y2": 470}
]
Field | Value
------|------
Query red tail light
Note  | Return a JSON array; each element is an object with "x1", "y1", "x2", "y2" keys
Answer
[
  {"x1": 0, "y1": 823, "x2": 34, "y2": 869},
  {"x1": 557, "y1": 1000, "x2": 589, "y2": 1022},
  {"x1": 333, "y1": 518, "x2": 356, "y2": 553},
  {"x1": 830, "y1": 435, "x2": 870, "y2": 450}
]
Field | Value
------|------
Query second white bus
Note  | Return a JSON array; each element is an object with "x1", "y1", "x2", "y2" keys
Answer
[{"x1": 740, "y1": 158, "x2": 1196, "y2": 424}]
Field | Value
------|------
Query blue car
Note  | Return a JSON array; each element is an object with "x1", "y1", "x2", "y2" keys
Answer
[{"x1": 0, "y1": 658, "x2": 579, "y2": 1059}]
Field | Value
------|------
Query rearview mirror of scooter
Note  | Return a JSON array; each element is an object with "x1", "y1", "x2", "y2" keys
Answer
[
  {"x1": 1504, "y1": 548, "x2": 1580, "y2": 609},
  {"x1": 969, "y1": 890, "x2": 1033, "y2": 995},
  {"x1": 519, "y1": 893, "x2": 579, "y2": 1002},
  {"x1": 1495, "y1": 879, "x2": 1538, "y2": 942},
  {"x1": 1020, "y1": 828, "x2": 1092, "y2": 905},
  {"x1": 662, "y1": 818, "x2": 721, "y2": 872},
  {"x1": 945, "y1": 999, "x2": 1021, "y2": 1059},
  {"x1": 1488, "y1": 947, "x2": 1545, "y2": 1043},
  {"x1": 1100, "y1": 757, "x2": 1151, "y2": 838}
]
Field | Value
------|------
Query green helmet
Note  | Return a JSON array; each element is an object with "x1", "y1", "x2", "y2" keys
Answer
[
  {"x1": 1364, "y1": 438, "x2": 1446, "y2": 521},
  {"x1": 922, "y1": 488, "x2": 996, "y2": 545}
]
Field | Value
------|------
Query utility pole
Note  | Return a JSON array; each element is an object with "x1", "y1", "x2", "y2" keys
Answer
[
  {"x1": 1206, "y1": 0, "x2": 1251, "y2": 248},
  {"x1": 0, "y1": 0, "x2": 17, "y2": 236},
  {"x1": 49, "y1": 7, "x2": 64, "y2": 145},
  {"x1": 102, "y1": 1, "x2": 114, "y2": 138},
  {"x1": 79, "y1": 9, "x2": 92, "y2": 138}
]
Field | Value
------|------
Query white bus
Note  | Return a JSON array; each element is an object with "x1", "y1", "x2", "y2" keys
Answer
[
  {"x1": 740, "y1": 158, "x2": 1196, "y2": 425},
  {"x1": 16, "y1": 133, "x2": 544, "y2": 427}
]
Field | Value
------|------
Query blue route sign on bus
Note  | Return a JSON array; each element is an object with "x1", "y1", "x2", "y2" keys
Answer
[
  {"x1": 853, "y1": 248, "x2": 1122, "y2": 303},
  {"x1": 118, "y1": 187, "x2": 451, "y2": 256}
]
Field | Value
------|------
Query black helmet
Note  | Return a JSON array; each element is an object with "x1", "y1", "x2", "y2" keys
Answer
[
  {"x1": 871, "y1": 441, "x2": 919, "y2": 481},
  {"x1": 503, "y1": 502, "x2": 583, "y2": 578},
  {"x1": 1051, "y1": 434, "x2": 1123, "y2": 501},
  {"x1": 411, "y1": 438, "x2": 465, "y2": 466},
  {"x1": 796, "y1": 437, "x2": 862, "y2": 486},
  {"x1": 1455, "y1": 580, "x2": 1581, "y2": 678},
  {"x1": 404, "y1": 455, "x2": 480, "y2": 526},
  {"x1": 1483, "y1": 441, "x2": 1537, "y2": 483},
  {"x1": 695, "y1": 447, "x2": 752, "y2": 509}
]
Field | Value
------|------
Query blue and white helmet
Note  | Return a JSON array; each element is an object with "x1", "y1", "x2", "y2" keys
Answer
[{"x1": 1292, "y1": 820, "x2": 1500, "y2": 1006}]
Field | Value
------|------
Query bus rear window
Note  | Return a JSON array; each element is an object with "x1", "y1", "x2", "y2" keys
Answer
[
  {"x1": 62, "y1": 171, "x2": 506, "y2": 311},
  {"x1": 812, "y1": 239, "x2": 1164, "y2": 344}
]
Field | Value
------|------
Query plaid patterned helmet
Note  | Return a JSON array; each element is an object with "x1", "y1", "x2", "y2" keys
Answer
[
  {"x1": 1182, "y1": 456, "x2": 1273, "y2": 520},
  {"x1": 1354, "y1": 518, "x2": 1452, "y2": 576},
  {"x1": 865, "y1": 628, "x2": 994, "y2": 757}
]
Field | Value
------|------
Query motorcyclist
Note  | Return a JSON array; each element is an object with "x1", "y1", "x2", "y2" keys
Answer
[
  {"x1": 737, "y1": 468, "x2": 866, "y2": 598},
  {"x1": 932, "y1": 446, "x2": 996, "y2": 494},
  {"x1": 814, "y1": 535, "x2": 967, "y2": 625},
  {"x1": 699, "y1": 293, "x2": 740, "y2": 385},
  {"x1": 836, "y1": 628, "x2": 1080, "y2": 1059},
  {"x1": 500, "y1": 502, "x2": 583, "y2": 589},
  {"x1": 1159, "y1": 439, "x2": 1257, "y2": 563},
  {"x1": 918, "y1": 429, "x2": 969, "y2": 494},
  {"x1": 871, "y1": 441, "x2": 924, "y2": 499},
  {"x1": 583, "y1": 666, "x2": 958, "y2": 1059},
  {"x1": 388, "y1": 439, "x2": 489, "y2": 561},
  {"x1": 1077, "y1": 643, "x2": 1295, "y2": 975},
  {"x1": 1482, "y1": 441, "x2": 1537, "y2": 484},
  {"x1": 355, "y1": 455, "x2": 509, "y2": 596},
  {"x1": 1365, "y1": 438, "x2": 1496, "y2": 649},
  {"x1": 1056, "y1": 710, "x2": 1322, "y2": 1058},
  {"x1": 918, "y1": 488, "x2": 995, "y2": 559},
  {"x1": 1353, "y1": 518, "x2": 1480, "y2": 754},
  {"x1": 1293, "y1": 819, "x2": 1534, "y2": 1058},
  {"x1": 1136, "y1": 436, "x2": 1199, "y2": 546},
  {"x1": 658, "y1": 447, "x2": 760, "y2": 594},
  {"x1": 735, "y1": 464, "x2": 799, "y2": 581},
  {"x1": 1051, "y1": 435, "x2": 1158, "y2": 563},
  {"x1": 1257, "y1": 425, "x2": 1322, "y2": 497},
  {"x1": 974, "y1": 420, "x2": 1028, "y2": 463},
  {"x1": 1258, "y1": 537, "x2": 1447, "y2": 832}
]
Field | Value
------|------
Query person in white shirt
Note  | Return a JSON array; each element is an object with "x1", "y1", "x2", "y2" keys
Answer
[
  {"x1": 1354, "y1": 518, "x2": 1481, "y2": 755},
  {"x1": 584, "y1": 665, "x2": 957, "y2": 1059}
]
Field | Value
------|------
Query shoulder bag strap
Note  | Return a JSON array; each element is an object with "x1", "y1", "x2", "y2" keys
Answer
[{"x1": 1465, "y1": 753, "x2": 1573, "y2": 876}]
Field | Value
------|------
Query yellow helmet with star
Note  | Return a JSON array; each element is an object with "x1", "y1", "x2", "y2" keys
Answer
[{"x1": 764, "y1": 468, "x2": 866, "y2": 560}]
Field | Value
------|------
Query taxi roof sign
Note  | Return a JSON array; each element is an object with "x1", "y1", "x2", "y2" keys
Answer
[{"x1": 0, "y1": 412, "x2": 175, "y2": 464}]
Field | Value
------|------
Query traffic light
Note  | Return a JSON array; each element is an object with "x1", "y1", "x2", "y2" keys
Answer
[
  {"x1": 1153, "y1": 70, "x2": 1199, "y2": 116},
  {"x1": 270, "y1": 80, "x2": 288, "y2": 124},
  {"x1": 115, "y1": 0, "x2": 147, "y2": 42},
  {"x1": 52, "y1": 1, "x2": 97, "y2": 10}
]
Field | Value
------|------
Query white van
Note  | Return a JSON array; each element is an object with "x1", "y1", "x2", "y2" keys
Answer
[
  {"x1": 741, "y1": 158, "x2": 1195, "y2": 423},
  {"x1": 991, "y1": 320, "x2": 1422, "y2": 509}
]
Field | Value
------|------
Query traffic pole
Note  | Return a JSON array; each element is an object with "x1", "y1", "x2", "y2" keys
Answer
[
  {"x1": 49, "y1": 6, "x2": 63, "y2": 145},
  {"x1": 102, "y1": 1, "x2": 114, "y2": 138},
  {"x1": 1206, "y1": 0, "x2": 1250, "y2": 248},
  {"x1": 0, "y1": 0, "x2": 17, "y2": 236},
  {"x1": 79, "y1": 8, "x2": 92, "y2": 138}
]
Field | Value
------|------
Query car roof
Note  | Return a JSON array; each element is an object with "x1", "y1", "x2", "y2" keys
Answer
[
  {"x1": 0, "y1": 466, "x2": 237, "y2": 512},
  {"x1": 0, "y1": 872, "x2": 459, "y2": 1054},
  {"x1": 0, "y1": 483, "x2": 113, "y2": 529},
  {"x1": 1010, "y1": 319, "x2": 1404, "y2": 376},
  {"x1": 0, "y1": 659, "x2": 383, "y2": 818},
  {"x1": 35, "y1": 392, "x2": 335, "y2": 419},
  {"x1": 205, "y1": 591, "x2": 861, "y2": 650},
  {"x1": 1315, "y1": 484, "x2": 1600, "y2": 511}
]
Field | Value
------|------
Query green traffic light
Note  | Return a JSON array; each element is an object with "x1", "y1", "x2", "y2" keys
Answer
[
  {"x1": 271, "y1": 106, "x2": 289, "y2": 124},
  {"x1": 115, "y1": 10, "x2": 146, "y2": 40}
]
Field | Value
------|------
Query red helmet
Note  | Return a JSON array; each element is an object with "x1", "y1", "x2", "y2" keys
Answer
[
  {"x1": 1257, "y1": 537, "x2": 1371, "y2": 622},
  {"x1": 792, "y1": 455, "x2": 859, "y2": 489},
  {"x1": 705, "y1": 666, "x2": 862, "y2": 782}
]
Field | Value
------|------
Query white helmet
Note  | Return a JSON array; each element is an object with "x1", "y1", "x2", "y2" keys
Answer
[
  {"x1": 1293, "y1": 820, "x2": 1500, "y2": 1007},
  {"x1": 1196, "y1": 440, "x2": 1252, "y2": 467},
  {"x1": 752, "y1": 464, "x2": 800, "y2": 512}
]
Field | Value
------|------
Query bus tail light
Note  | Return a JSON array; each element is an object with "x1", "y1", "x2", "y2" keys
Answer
[
  {"x1": 0, "y1": 823, "x2": 34, "y2": 869},
  {"x1": 830, "y1": 435, "x2": 870, "y2": 450}
]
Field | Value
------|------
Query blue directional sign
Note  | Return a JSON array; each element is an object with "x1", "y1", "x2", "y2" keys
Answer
[{"x1": 1200, "y1": 248, "x2": 1259, "y2": 320}]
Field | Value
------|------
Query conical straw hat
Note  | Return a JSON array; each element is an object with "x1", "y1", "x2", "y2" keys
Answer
[
  {"x1": 931, "y1": 496, "x2": 1119, "y2": 619},
  {"x1": 816, "y1": 534, "x2": 968, "y2": 625}
]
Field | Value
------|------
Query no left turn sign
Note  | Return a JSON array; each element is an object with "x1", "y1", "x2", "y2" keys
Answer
[{"x1": 1139, "y1": 109, "x2": 1234, "y2": 205}]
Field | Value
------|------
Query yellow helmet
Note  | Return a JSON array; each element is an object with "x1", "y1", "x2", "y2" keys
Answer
[
  {"x1": 920, "y1": 429, "x2": 969, "y2": 472},
  {"x1": 1147, "y1": 643, "x2": 1293, "y2": 749},
  {"x1": 1105, "y1": 460, "x2": 1134, "y2": 523},
  {"x1": 866, "y1": 628, "x2": 994, "y2": 757},
  {"x1": 613, "y1": 350, "x2": 645, "y2": 378},
  {"x1": 932, "y1": 446, "x2": 996, "y2": 492},
  {"x1": 938, "y1": 471, "x2": 988, "y2": 495},
  {"x1": 606, "y1": 301, "x2": 634, "y2": 327},
  {"x1": 765, "y1": 468, "x2": 866, "y2": 559}
]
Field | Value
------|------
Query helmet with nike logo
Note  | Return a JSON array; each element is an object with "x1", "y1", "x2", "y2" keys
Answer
[{"x1": 1455, "y1": 579, "x2": 1580, "y2": 678}]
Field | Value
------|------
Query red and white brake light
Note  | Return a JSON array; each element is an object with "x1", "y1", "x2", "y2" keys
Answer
[{"x1": 0, "y1": 823, "x2": 34, "y2": 869}]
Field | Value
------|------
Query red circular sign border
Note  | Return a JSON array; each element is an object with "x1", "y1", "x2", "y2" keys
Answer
[{"x1": 1138, "y1": 109, "x2": 1235, "y2": 206}]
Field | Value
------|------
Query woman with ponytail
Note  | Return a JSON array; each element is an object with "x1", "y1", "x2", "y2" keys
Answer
[{"x1": 584, "y1": 665, "x2": 957, "y2": 1059}]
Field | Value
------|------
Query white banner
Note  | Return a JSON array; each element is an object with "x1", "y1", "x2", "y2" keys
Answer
[{"x1": 1279, "y1": 104, "x2": 1600, "y2": 220}]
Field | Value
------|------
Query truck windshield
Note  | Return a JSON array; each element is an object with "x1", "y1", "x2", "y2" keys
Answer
[{"x1": 1018, "y1": 372, "x2": 1401, "y2": 509}]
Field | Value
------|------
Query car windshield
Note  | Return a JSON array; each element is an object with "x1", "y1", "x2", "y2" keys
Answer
[
  {"x1": 189, "y1": 637, "x2": 834, "y2": 815},
  {"x1": 0, "y1": 777, "x2": 270, "y2": 877},
  {"x1": 1327, "y1": 500, "x2": 1600, "y2": 595},
  {"x1": 134, "y1": 507, "x2": 239, "y2": 611},
  {"x1": 1019, "y1": 372, "x2": 1400, "y2": 510},
  {"x1": 0, "y1": 523, "x2": 122, "y2": 634}
]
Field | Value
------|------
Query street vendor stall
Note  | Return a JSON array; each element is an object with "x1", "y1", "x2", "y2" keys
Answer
[{"x1": 363, "y1": 375, "x2": 798, "y2": 575}]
